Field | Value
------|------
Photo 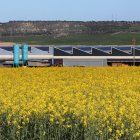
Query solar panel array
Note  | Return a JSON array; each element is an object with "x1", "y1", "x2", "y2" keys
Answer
[
  {"x1": 53, "y1": 46, "x2": 140, "y2": 56},
  {"x1": 1, "y1": 45, "x2": 140, "y2": 56}
]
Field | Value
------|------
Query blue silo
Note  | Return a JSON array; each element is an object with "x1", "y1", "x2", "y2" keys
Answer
[
  {"x1": 22, "y1": 44, "x2": 28, "y2": 66},
  {"x1": 13, "y1": 44, "x2": 20, "y2": 67}
]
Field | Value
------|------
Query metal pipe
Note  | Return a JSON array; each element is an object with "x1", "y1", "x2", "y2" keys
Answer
[
  {"x1": 22, "y1": 44, "x2": 28, "y2": 66},
  {"x1": 13, "y1": 44, "x2": 20, "y2": 67}
]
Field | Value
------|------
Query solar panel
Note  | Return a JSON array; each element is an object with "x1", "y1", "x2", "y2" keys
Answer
[
  {"x1": 135, "y1": 46, "x2": 140, "y2": 50},
  {"x1": 76, "y1": 46, "x2": 92, "y2": 53},
  {"x1": 36, "y1": 47, "x2": 49, "y2": 52},
  {"x1": 31, "y1": 47, "x2": 49, "y2": 55},
  {"x1": 1, "y1": 47, "x2": 13, "y2": 51},
  {"x1": 115, "y1": 46, "x2": 132, "y2": 52},
  {"x1": 0, "y1": 47, "x2": 13, "y2": 55},
  {"x1": 94, "y1": 46, "x2": 112, "y2": 53},
  {"x1": 58, "y1": 47, "x2": 73, "y2": 53}
]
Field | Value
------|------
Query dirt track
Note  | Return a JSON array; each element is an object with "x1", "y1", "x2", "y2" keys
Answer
[{"x1": 0, "y1": 42, "x2": 15, "y2": 46}]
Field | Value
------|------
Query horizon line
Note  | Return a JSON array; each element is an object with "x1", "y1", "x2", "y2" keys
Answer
[{"x1": 1, "y1": 20, "x2": 140, "y2": 23}]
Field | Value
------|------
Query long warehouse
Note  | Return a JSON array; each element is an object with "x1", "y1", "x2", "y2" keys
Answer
[{"x1": 0, "y1": 45, "x2": 140, "y2": 67}]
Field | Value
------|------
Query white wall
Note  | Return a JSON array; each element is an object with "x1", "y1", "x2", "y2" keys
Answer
[{"x1": 63, "y1": 59, "x2": 107, "y2": 66}]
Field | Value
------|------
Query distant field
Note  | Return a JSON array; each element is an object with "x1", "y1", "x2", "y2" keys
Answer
[{"x1": 1, "y1": 33, "x2": 140, "y2": 45}]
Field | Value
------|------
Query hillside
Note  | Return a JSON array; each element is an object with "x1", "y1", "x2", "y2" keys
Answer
[
  {"x1": 0, "y1": 21, "x2": 140, "y2": 37},
  {"x1": 0, "y1": 21, "x2": 140, "y2": 45},
  {"x1": 1, "y1": 33, "x2": 140, "y2": 45}
]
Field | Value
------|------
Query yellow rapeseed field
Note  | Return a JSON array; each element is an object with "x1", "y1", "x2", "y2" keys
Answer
[{"x1": 0, "y1": 67, "x2": 140, "y2": 140}]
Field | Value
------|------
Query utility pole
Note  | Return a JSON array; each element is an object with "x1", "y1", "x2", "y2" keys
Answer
[
  {"x1": 132, "y1": 38, "x2": 136, "y2": 66},
  {"x1": 0, "y1": 33, "x2": 1, "y2": 42}
]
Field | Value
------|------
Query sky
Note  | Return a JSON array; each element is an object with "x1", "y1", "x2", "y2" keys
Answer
[{"x1": 0, "y1": 0, "x2": 140, "y2": 22}]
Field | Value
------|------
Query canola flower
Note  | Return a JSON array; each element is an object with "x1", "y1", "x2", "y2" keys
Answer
[{"x1": 0, "y1": 67, "x2": 140, "y2": 139}]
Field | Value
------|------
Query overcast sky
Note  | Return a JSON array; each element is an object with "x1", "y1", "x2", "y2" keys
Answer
[{"x1": 0, "y1": 0, "x2": 140, "y2": 22}]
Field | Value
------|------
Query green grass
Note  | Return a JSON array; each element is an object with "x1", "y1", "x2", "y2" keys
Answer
[{"x1": 1, "y1": 33, "x2": 140, "y2": 45}]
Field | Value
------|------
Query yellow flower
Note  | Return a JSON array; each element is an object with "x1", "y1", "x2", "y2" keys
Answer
[{"x1": 0, "y1": 67, "x2": 140, "y2": 138}]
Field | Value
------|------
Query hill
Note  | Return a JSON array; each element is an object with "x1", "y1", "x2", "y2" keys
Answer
[
  {"x1": 0, "y1": 21, "x2": 140, "y2": 37},
  {"x1": 1, "y1": 33, "x2": 140, "y2": 45},
  {"x1": 0, "y1": 21, "x2": 140, "y2": 45}
]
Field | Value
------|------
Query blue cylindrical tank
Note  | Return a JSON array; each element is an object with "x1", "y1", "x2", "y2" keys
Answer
[
  {"x1": 22, "y1": 44, "x2": 28, "y2": 66},
  {"x1": 13, "y1": 44, "x2": 20, "y2": 67}
]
